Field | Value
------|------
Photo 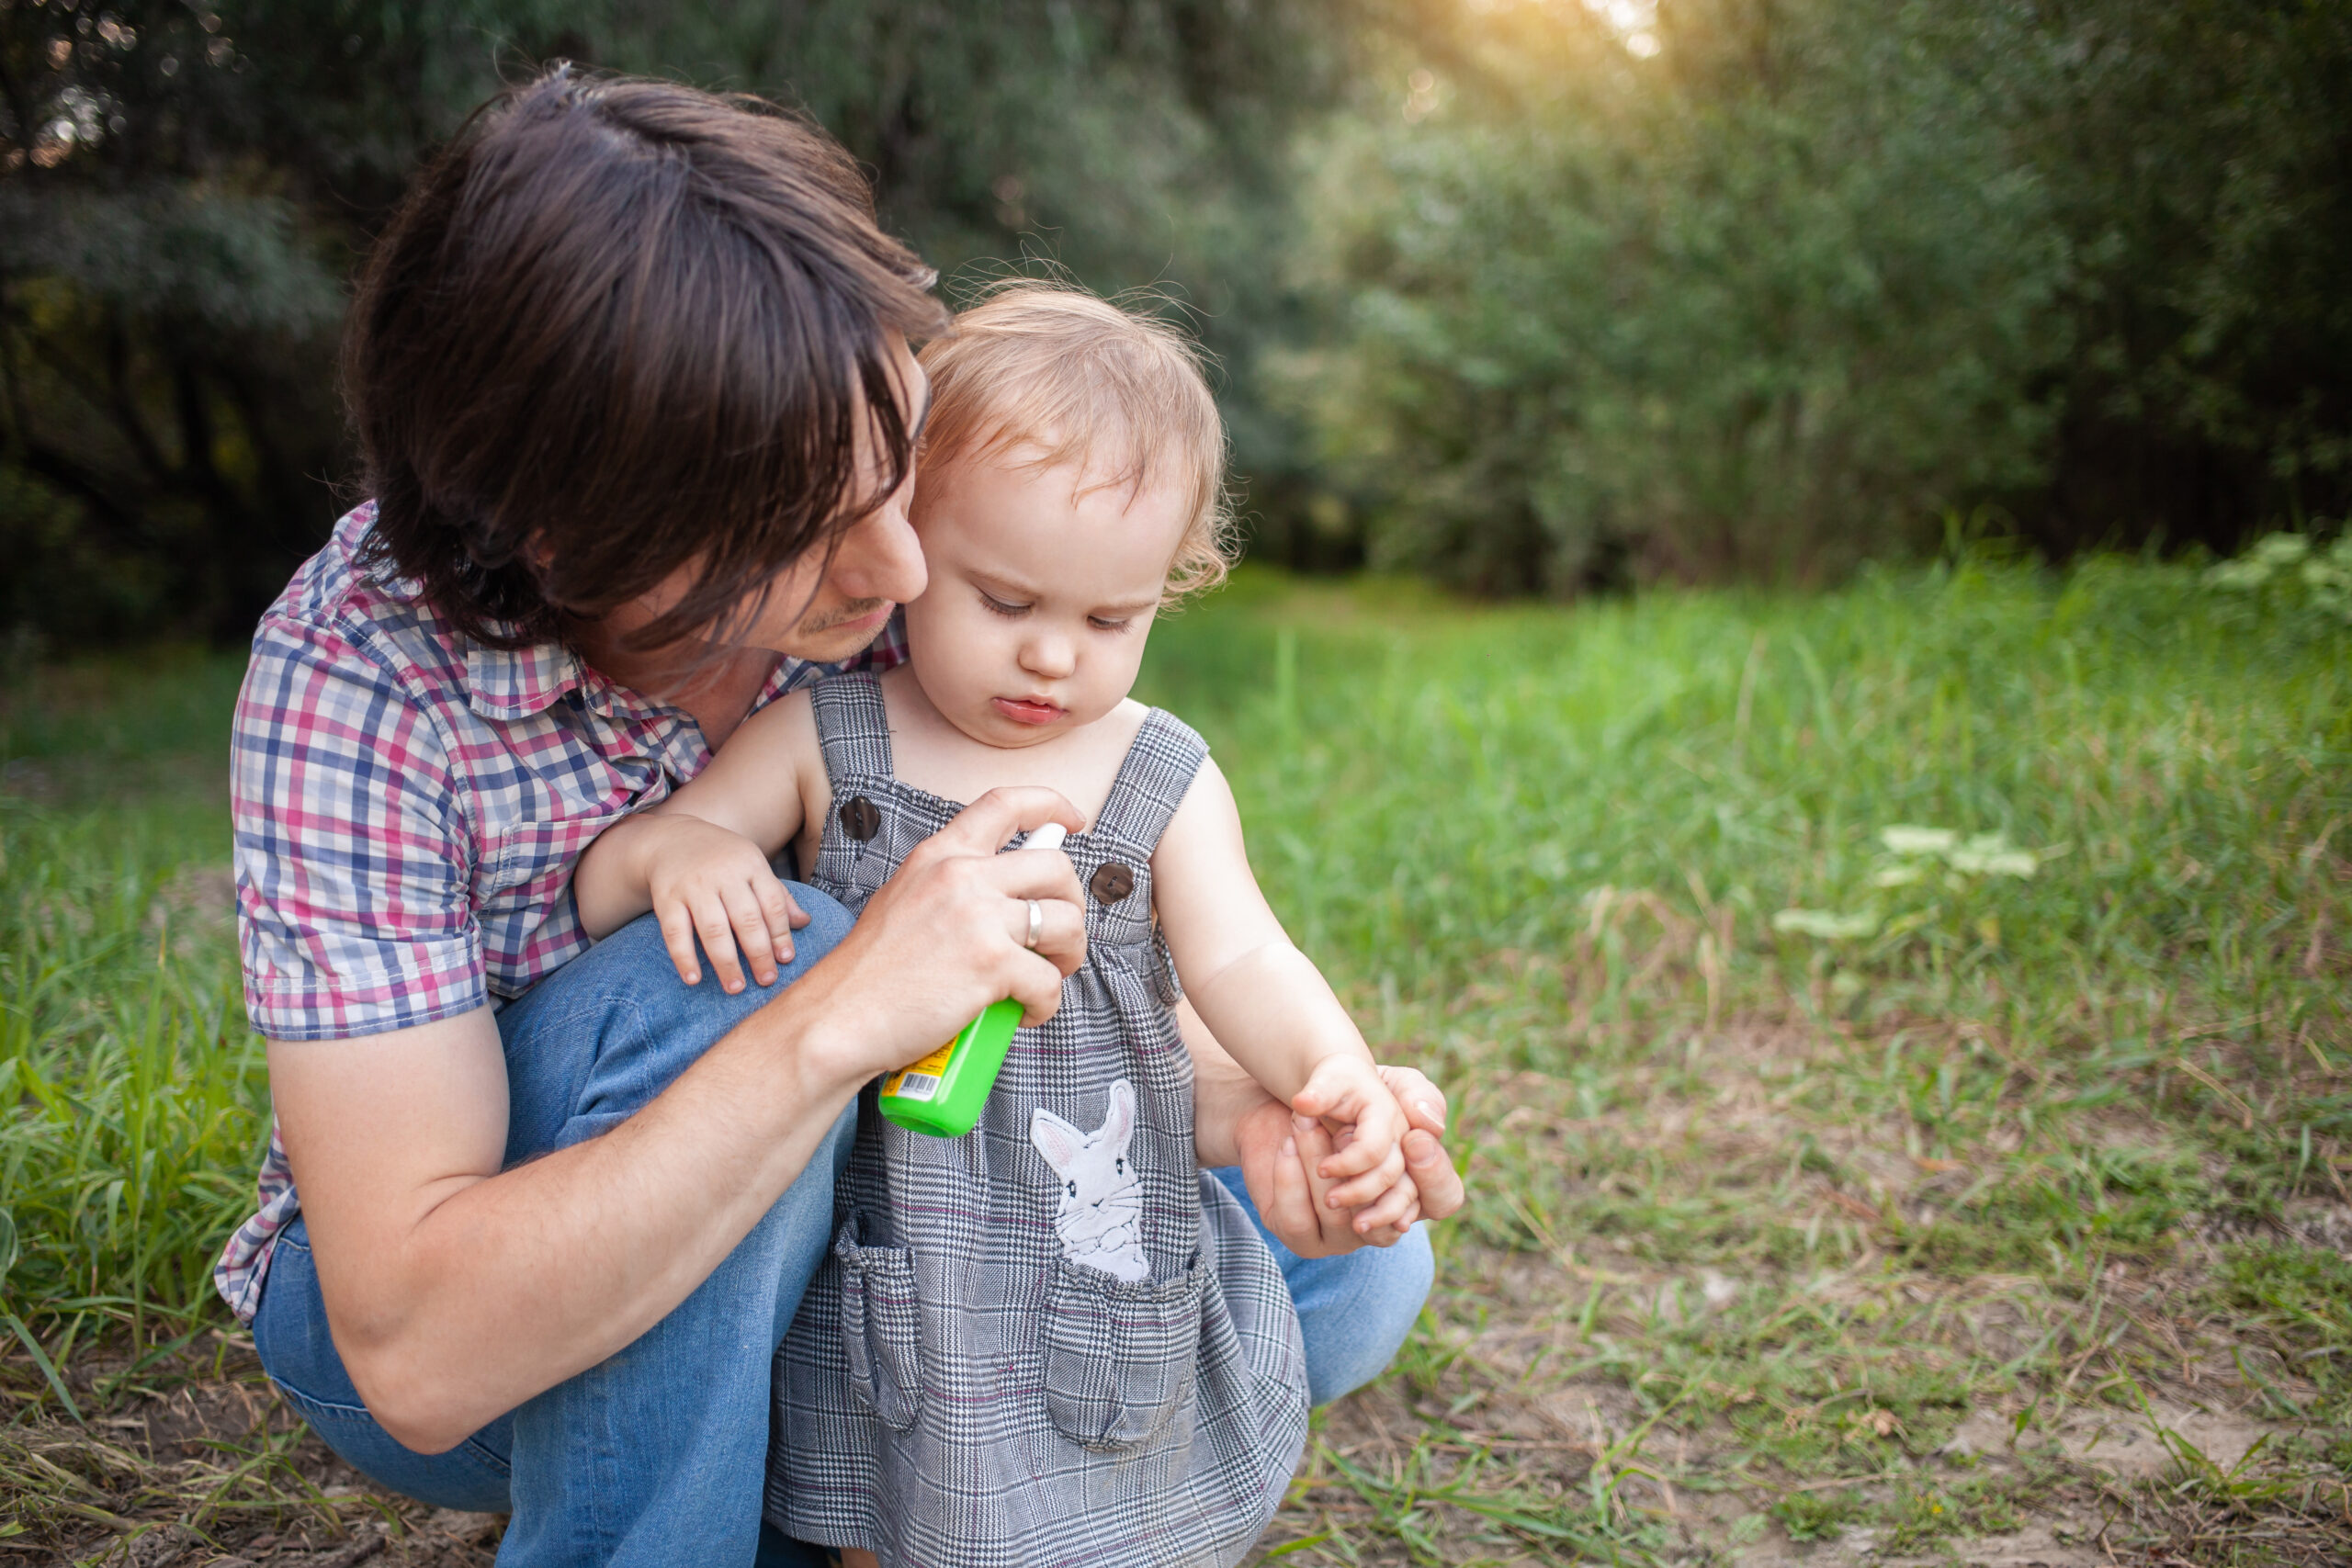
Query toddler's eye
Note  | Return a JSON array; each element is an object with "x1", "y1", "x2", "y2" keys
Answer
[
  {"x1": 979, "y1": 591, "x2": 1029, "y2": 617},
  {"x1": 1089, "y1": 615, "x2": 1134, "y2": 634}
]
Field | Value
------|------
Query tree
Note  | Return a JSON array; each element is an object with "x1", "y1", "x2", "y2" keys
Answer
[
  {"x1": 1277, "y1": 0, "x2": 2352, "y2": 592},
  {"x1": 0, "y1": 0, "x2": 578, "y2": 640},
  {"x1": 0, "y1": 0, "x2": 1367, "y2": 642}
]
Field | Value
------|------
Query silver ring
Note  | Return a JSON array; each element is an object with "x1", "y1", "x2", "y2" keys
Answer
[{"x1": 1025, "y1": 899, "x2": 1043, "y2": 950}]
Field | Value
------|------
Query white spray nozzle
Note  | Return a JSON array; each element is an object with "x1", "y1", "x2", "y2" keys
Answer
[{"x1": 1024, "y1": 823, "x2": 1069, "y2": 852}]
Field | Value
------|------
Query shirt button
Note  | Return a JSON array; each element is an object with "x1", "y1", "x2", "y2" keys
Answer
[
  {"x1": 1090, "y1": 862, "x2": 1136, "y2": 905},
  {"x1": 838, "y1": 796, "x2": 883, "y2": 841}
]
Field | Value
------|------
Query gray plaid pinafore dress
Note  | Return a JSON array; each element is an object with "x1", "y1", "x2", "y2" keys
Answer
[{"x1": 766, "y1": 671, "x2": 1310, "y2": 1568}]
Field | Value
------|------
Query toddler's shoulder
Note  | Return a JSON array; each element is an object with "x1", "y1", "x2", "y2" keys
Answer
[{"x1": 731, "y1": 682, "x2": 826, "y2": 767}]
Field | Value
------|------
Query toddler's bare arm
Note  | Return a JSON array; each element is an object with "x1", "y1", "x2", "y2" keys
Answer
[
  {"x1": 571, "y1": 690, "x2": 825, "y2": 988},
  {"x1": 1152, "y1": 760, "x2": 1408, "y2": 1212}
]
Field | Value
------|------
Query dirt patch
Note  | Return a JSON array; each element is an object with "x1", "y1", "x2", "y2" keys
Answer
[
  {"x1": 0, "y1": 1346, "x2": 503, "y2": 1568},
  {"x1": 1941, "y1": 1398, "x2": 2272, "y2": 1481},
  {"x1": 1728, "y1": 1521, "x2": 2104, "y2": 1566}
]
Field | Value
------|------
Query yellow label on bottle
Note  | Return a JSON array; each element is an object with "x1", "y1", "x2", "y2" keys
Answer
[{"x1": 881, "y1": 1037, "x2": 959, "y2": 1100}]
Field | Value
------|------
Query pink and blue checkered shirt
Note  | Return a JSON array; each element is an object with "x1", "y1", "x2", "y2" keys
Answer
[{"x1": 214, "y1": 502, "x2": 904, "y2": 1321}]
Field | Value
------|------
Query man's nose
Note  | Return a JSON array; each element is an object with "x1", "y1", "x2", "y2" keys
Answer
[{"x1": 830, "y1": 491, "x2": 927, "y2": 606}]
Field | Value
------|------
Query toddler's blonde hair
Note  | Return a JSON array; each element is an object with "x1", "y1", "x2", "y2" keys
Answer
[{"x1": 918, "y1": 283, "x2": 1237, "y2": 601}]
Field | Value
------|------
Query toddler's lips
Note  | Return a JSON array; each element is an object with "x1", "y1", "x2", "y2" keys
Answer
[{"x1": 992, "y1": 696, "x2": 1066, "y2": 726}]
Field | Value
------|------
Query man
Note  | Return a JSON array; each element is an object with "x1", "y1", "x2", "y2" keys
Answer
[{"x1": 223, "y1": 70, "x2": 1463, "y2": 1566}]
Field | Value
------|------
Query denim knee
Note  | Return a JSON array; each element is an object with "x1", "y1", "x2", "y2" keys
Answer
[
  {"x1": 1295, "y1": 1224, "x2": 1434, "y2": 1405},
  {"x1": 1207, "y1": 1166, "x2": 1438, "y2": 1406},
  {"x1": 497, "y1": 883, "x2": 856, "y2": 1163}
]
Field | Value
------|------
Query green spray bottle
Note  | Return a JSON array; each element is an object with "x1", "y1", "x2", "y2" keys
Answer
[{"x1": 877, "y1": 822, "x2": 1066, "y2": 1136}]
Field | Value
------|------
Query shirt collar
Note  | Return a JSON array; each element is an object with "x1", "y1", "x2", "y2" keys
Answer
[
  {"x1": 464, "y1": 637, "x2": 586, "y2": 721},
  {"x1": 340, "y1": 501, "x2": 587, "y2": 723}
]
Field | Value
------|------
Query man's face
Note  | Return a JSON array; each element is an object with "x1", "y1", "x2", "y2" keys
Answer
[
  {"x1": 746, "y1": 336, "x2": 933, "y2": 660},
  {"x1": 625, "y1": 336, "x2": 932, "y2": 665}
]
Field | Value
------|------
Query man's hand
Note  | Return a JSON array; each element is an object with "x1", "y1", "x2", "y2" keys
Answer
[
  {"x1": 1233, "y1": 1082, "x2": 1463, "y2": 1256},
  {"x1": 793, "y1": 786, "x2": 1088, "y2": 1081},
  {"x1": 1186, "y1": 998, "x2": 1465, "y2": 1257},
  {"x1": 1379, "y1": 1063, "x2": 1464, "y2": 1233}
]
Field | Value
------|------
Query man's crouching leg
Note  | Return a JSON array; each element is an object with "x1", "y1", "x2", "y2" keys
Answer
[
  {"x1": 493, "y1": 888, "x2": 856, "y2": 1567},
  {"x1": 255, "y1": 886, "x2": 857, "y2": 1568}
]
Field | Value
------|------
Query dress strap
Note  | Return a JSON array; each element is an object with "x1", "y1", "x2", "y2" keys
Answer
[
  {"x1": 808, "y1": 670, "x2": 896, "y2": 791},
  {"x1": 1091, "y1": 709, "x2": 1210, "y2": 856}
]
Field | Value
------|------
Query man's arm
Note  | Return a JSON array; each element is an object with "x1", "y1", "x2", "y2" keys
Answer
[
  {"x1": 273, "y1": 1001, "x2": 856, "y2": 1450},
  {"x1": 277, "y1": 787, "x2": 1086, "y2": 1453}
]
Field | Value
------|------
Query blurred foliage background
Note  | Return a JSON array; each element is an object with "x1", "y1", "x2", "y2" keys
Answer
[{"x1": 3, "y1": 0, "x2": 2349, "y2": 642}]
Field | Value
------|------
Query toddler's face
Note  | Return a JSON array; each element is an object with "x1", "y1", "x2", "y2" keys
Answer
[{"x1": 903, "y1": 448, "x2": 1188, "y2": 750}]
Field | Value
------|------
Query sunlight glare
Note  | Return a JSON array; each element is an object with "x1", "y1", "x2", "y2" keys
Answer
[{"x1": 1583, "y1": 0, "x2": 1664, "y2": 58}]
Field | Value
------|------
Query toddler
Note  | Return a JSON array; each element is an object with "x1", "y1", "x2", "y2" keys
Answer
[{"x1": 574, "y1": 286, "x2": 1414, "y2": 1567}]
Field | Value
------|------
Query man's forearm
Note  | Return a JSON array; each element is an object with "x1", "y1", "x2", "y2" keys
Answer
[
  {"x1": 1177, "y1": 996, "x2": 1279, "y2": 1169},
  {"x1": 278, "y1": 987, "x2": 869, "y2": 1452}
]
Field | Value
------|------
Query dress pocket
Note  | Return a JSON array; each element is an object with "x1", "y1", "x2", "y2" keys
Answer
[
  {"x1": 834, "y1": 1223, "x2": 924, "y2": 1432},
  {"x1": 1040, "y1": 1254, "x2": 1204, "y2": 1451}
]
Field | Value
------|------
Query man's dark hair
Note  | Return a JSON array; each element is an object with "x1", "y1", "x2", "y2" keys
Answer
[{"x1": 346, "y1": 67, "x2": 947, "y2": 651}]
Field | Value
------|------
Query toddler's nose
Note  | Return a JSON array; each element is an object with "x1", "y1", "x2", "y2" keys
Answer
[{"x1": 1020, "y1": 633, "x2": 1076, "y2": 681}]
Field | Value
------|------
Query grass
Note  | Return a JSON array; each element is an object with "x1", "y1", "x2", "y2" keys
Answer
[{"x1": 4, "y1": 551, "x2": 2349, "y2": 1563}]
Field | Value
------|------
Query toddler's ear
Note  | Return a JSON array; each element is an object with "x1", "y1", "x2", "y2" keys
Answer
[{"x1": 1031, "y1": 1106, "x2": 1083, "y2": 1173}]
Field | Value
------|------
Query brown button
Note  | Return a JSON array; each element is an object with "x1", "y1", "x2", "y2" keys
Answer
[
  {"x1": 1090, "y1": 861, "x2": 1136, "y2": 905},
  {"x1": 838, "y1": 795, "x2": 882, "y2": 841}
]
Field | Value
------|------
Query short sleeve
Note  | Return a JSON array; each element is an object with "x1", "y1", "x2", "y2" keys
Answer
[{"x1": 232, "y1": 615, "x2": 488, "y2": 1041}]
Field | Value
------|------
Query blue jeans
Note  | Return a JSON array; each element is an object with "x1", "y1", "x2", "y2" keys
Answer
[{"x1": 253, "y1": 892, "x2": 1434, "y2": 1566}]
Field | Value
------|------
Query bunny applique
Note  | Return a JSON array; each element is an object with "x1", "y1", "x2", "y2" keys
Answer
[{"x1": 1029, "y1": 1079, "x2": 1150, "y2": 1283}]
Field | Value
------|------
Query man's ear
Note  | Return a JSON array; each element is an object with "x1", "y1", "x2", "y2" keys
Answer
[{"x1": 1031, "y1": 1106, "x2": 1082, "y2": 1174}]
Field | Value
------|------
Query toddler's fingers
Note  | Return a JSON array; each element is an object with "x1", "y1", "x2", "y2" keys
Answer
[
  {"x1": 1289, "y1": 1056, "x2": 1360, "y2": 1122},
  {"x1": 723, "y1": 883, "x2": 778, "y2": 987},
  {"x1": 1363, "y1": 1193, "x2": 1424, "y2": 1246},
  {"x1": 692, "y1": 895, "x2": 750, "y2": 994},
  {"x1": 655, "y1": 903, "x2": 703, "y2": 987},
  {"x1": 1324, "y1": 1133, "x2": 1407, "y2": 1209},
  {"x1": 1351, "y1": 1172, "x2": 1421, "y2": 1236},
  {"x1": 757, "y1": 875, "x2": 801, "y2": 962},
  {"x1": 1313, "y1": 1111, "x2": 1392, "y2": 1183}
]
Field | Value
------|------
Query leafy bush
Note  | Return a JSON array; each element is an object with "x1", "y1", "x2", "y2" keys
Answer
[
  {"x1": 1275, "y1": 0, "x2": 2071, "y2": 592},
  {"x1": 1276, "y1": 0, "x2": 2352, "y2": 591},
  {"x1": 2206, "y1": 533, "x2": 2352, "y2": 626},
  {"x1": 0, "y1": 0, "x2": 1356, "y2": 642}
]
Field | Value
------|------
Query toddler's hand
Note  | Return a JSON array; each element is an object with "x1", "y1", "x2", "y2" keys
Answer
[
  {"x1": 1289, "y1": 1055, "x2": 1408, "y2": 1211},
  {"x1": 639, "y1": 815, "x2": 807, "y2": 992},
  {"x1": 1336, "y1": 1072, "x2": 1461, "y2": 1239},
  {"x1": 1333, "y1": 1145, "x2": 1420, "y2": 1241}
]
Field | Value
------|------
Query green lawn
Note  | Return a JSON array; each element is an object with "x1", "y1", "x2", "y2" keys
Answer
[{"x1": 4, "y1": 557, "x2": 2348, "y2": 1564}]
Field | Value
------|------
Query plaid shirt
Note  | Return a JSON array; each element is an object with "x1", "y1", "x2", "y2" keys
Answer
[{"x1": 214, "y1": 502, "x2": 905, "y2": 1321}]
